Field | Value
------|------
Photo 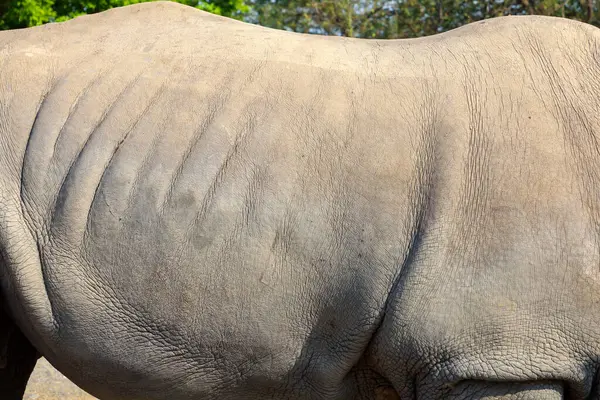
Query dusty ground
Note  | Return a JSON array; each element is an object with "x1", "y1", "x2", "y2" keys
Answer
[{"x1": 24, "y1": 358, "x2": 97, "y2": 400}]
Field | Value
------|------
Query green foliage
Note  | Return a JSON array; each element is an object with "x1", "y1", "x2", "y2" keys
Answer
[
  {"x1": 247, "y1": 0, "x2": 599, "y2": 38},
  {"x1": 0, "y1": 0, "x2": 55, "y2": 28},
  {"x1": 0, "y1": 0, "x2": 247, "y2": 29},
  {"x1": 0, "y1": 0, "x2": 598, "y2": 35},
  {"x1": 197, "y1": 0, "x2": 248, "y2": 17}
]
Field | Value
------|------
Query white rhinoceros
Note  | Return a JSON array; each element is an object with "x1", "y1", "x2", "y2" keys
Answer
[{"x1": 1, "y1": 2, "x2": 600, "y2": 399}]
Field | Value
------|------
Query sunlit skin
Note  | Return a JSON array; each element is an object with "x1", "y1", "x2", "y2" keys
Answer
[{"x1": 0, "y1": 2, "x2": 599, "y2": 399}]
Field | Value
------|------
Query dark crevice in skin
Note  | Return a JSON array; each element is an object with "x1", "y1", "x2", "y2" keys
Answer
[
  {"x1": 374, "y1": 221, "x2": 424, "y2": 328},
  {"x1": 413, "y1": 375, "x2": 420, "y2": 400},
  {"x1": 588, "y1": 365, "x2": 600, "y2": 400},
  {"x1": 49, "y1": 52, "x2": 111, "y2": 165},
  {"x1": 21, "y1": 71, "x2": 100, "y2": 333},
  {"x1": 157, "y1": 67, "x2": 239, "y2": 218},
  {"x1": 20, "y1": 88, "x2": 59, "y2": 331},
  {"x1": 350, "y1": 86, "x2": 441, "y2": 397},
  {"x1": 0, "y1": 303, "x2": 40, "y2": 400},
  {"x1": 49, "y1": 68, "x2": 147, "y2": 231},
  {"x1": 127, "y1": 68, "x2": 235, "y2": 219},
  {"x1": 36, "y1": 68, "x2": 146, "y2": 331},
  {"x1": 166, "y1": 97, "x2": 236, "y2": 269},
  {"x1": 35, "y1": 241, "x2": 58, "y2": 332},
  {"x1": 123, "y1": 116, "x2": 165, "y2": 214},
  {"x1": 175, "y1": 99, "x2": 255, "y2": 262},
  {"x1": 342, "y1": 173, "x2": 430, "y2": 400},
  {"x1": 158, "y1": 89, "x2": 230, "y2": 214},
  {"x1": 84, "y1": 67, "x2": 172, "y2": 241},
  {"x1": 19, "y1": 88, "x2": 51, "y2": 235},
  {"x1": 22, "y1": 51, "x2": 107, "y2": 237}
]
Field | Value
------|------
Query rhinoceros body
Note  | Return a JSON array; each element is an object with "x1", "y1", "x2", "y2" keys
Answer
[{"x1": 0, "y1": 2, "x2": 599, "y2": 399}]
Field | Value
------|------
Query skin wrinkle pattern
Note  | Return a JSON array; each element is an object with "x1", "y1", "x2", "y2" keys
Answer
[{"x1": 0, "y1": 2, "x2": 598, "y2": 399}]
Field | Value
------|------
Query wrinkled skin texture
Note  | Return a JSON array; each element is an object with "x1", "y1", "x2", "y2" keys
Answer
[{"x1": 0, "y1": 2, "x2": 599, "y2": 399}]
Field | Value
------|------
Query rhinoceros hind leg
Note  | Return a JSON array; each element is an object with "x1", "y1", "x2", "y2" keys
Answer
[{"x1": 0, "y1": 306, "x2": 40, "y2": 400}]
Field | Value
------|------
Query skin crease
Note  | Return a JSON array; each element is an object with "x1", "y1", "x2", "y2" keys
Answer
[{"x1": 0, "y1": 2, "x2": 598, "y2": 399}]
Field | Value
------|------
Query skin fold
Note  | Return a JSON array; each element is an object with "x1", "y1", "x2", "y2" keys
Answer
[{"x1": 0, "y1": 2, "x2": 599, "y2": 399}]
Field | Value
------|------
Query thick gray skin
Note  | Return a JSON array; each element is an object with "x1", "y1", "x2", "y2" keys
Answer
[{"x1": 0, "y1": 2, "x2": 600, "y2": 399}]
